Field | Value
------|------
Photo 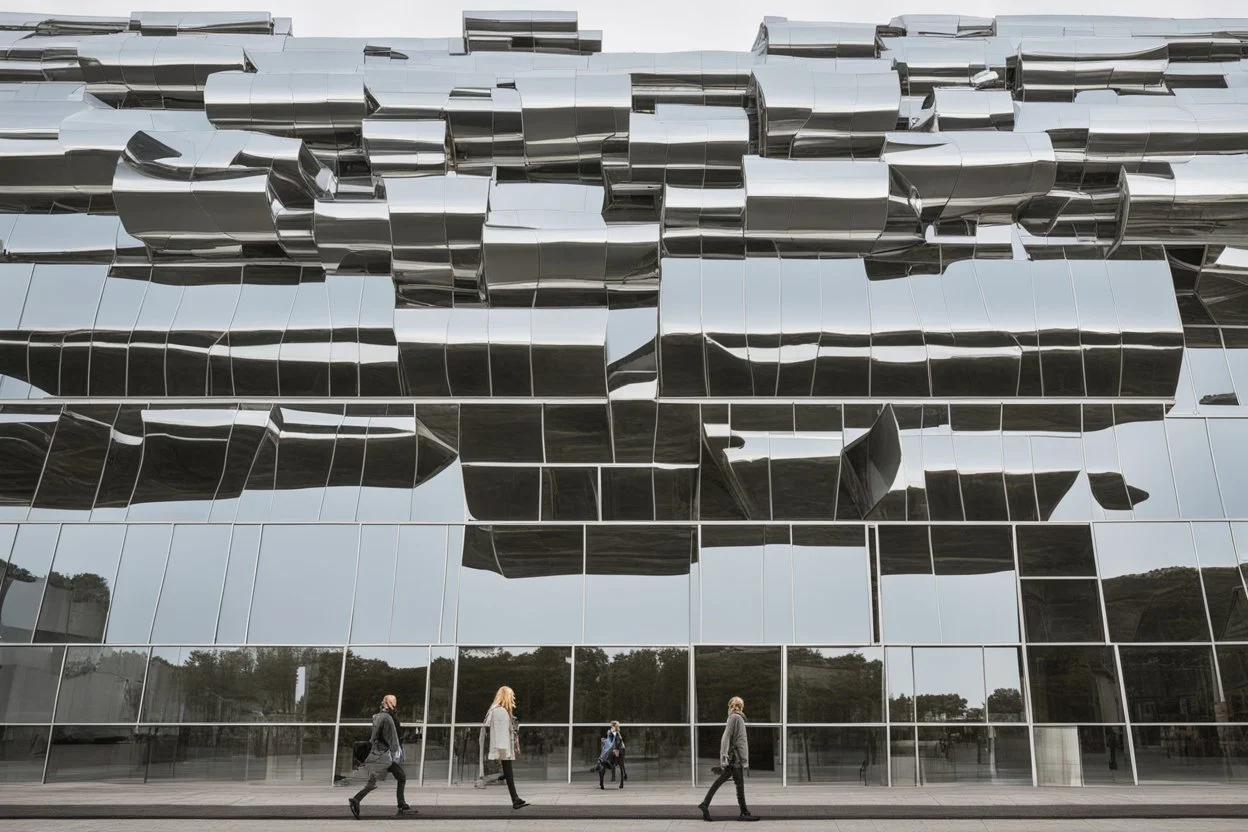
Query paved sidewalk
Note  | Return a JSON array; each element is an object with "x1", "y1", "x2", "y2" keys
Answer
[{"x1": 2, "y1": 783, "x2": 1248, "y2": 822}]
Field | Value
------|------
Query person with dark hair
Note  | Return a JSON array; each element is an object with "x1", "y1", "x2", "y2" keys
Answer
[
  {"x1": 348, "y1": 694, "x2": 413, "y2": 819},
  {"x1": 698, "y1": 696, "x2": 758, "y2": 822}
]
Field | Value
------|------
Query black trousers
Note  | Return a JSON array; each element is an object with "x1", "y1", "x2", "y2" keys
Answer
[
  {"x1": 353, "y1": 762, "x2": 407, "y2": 807},
  {"x1": 500, "y1": 759, "x2": 522, "y2": 804},
  {"x1": 701, "y1": 763, "x2": 747, "y2": 813},
  {"x1": 599, "y1": 754, "x2": 626, "y2": 787}
]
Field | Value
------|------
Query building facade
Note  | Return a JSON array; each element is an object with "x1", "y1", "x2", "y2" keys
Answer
[{"x1": 2, "y1": 9, "x2": 1248, "y2": 787}]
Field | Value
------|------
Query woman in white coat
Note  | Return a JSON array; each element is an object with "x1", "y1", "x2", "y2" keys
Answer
[{"x1": 484, "y1": 685, "x2": 529, "y2": 809}]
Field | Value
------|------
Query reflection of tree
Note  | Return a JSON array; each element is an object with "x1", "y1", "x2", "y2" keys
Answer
[
  {"x1": 787, "y1": 648, "x2": 883, "y2": 723},
  {"x1": 574, "y1": 648, "x2": 688, "y2": 723},
  {"x1": 0, "y1": 559, "x2": 35, "y2": 633},
  {"x1": 694, "y1": 647, "x2": 781, "y2": 723},
  {"x1": 40, "y1": 571, "x2": 110, "y2": 640},
  {"x1": 454, "y1": 647, "x2": 571, "y2": 723},
  {"x1": 340, "y1": 652, "x2": 427, "y2": 724},
  {"x1": 1102, "y1": 567, "x2": 1209, "y2": 641},
  {"x1": 147, "y1": 647, "x2": 340, "y2": 723},
  {"x1": 987, "y1": 687, "x2": 1023, "y2": 721},
  {"x1": 917, "y1": 692, "x2": 969, "y2": 722}
]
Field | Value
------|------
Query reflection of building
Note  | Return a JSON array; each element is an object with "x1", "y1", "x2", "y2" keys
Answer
[{"x1": 4, "y1": 9, "x2": 1248, "y2": 788}]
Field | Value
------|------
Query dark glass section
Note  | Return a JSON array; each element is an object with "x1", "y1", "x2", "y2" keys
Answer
[
  {"x1": 0, "y1": 726, "x2": 51, "y2": 783},
  {"x1": 1016, "y1": 525, "x2": 1096, "y2": 577},
  {"x1": 454, "y1": 646, "x2": 572, "y2": 724},
  {"x1": 1022, "y1": 580, "x2": 1105, "y2": 642},
  {"x1": 572, "y1": 726, "x2": 690, "y2": 782},
  {"x1": 0, "y1": 645, "x2": 65, "y2": 722},
  {"x1": 786, "y1": 727, "x2": 886, "y2": 785},
  {"x1": 45, "y1": 726, "x2": 146, "y2": 783},
  {"x1": 574, "y1": 647, "x2": 689, "y2": 724},
  {"x1": 146, "y1": 726, "x2": 337, "y2": 783},
  {"x1": 1027, "y1": 646, "x2": 1124, "y2": 723},
  {"x1": 696, "y1": 725, "x2": 780, "y2": 783},
  {"x1": 694, "y1": 646, "x2": 781, "y2": 724},
  {"x1": 340, "y1": 647, "x2": 429, "y2": 724},
  {"x1": 453, "y1": 725, "x2": 568, "y2": 782},
  {"x1": 1132, "y1": 726, "x2": 1248, "y2": 783},
  {"x1": 917, "y1": 726, "x2": 1031, "y2": 785},
  {"x1": 787, "y1": 647, "x2": 883, "y2": 723},
  {"x1": 142, "y1": 646, "x2": 343, "y2": 723},
  {"x1": 1119, "y1": 645, "x2": 1217, "y2": 723}
]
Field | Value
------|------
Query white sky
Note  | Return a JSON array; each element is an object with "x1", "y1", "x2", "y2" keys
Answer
[{"x1": 17, "y1": 1, "x2": 1248, "y2": 51}]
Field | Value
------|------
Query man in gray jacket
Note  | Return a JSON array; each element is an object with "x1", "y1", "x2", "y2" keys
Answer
[
  {"x1": 698, "y1": 696, "x2": 759, "y2": 822},
  {"x1": 348, "y1": 694, "x2": 414, "y2": 819}
]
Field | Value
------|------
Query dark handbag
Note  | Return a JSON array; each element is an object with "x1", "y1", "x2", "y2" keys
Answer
[{"x1": 352, "y1": 741, "x2": 371, "y2": 766}]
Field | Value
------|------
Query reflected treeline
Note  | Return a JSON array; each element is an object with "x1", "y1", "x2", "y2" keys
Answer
[
  {"x1": 788, "y1": 648, "x2": 883, "y2": 723},
  {"x1": 454, "y1": 647, "x2": 572, "y2": 723},
  {"x1": 340, "y1": 650, "x2": 428, "y2": 723},
  {"x1": 574, "y1": 647, "x2": 688, "y2": 723},
  {"x1": 143, "y1": 647, "x2": 342, "y2": 722}
]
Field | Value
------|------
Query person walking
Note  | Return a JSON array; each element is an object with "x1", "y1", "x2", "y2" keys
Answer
[
  {"x1": 348, "y1": 694, "x2": 413, "y2": 819},
  {"x1": 593, "y1": 721, "x2": 626, "y2": 789},
  {"x1": 697, "y1": 696, "x2": 759, "y2": 822},
  {"x1": 485, "y1": 685, "x2": 529, "y2": 810}
]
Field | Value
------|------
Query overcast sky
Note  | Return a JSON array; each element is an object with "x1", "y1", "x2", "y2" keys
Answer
[{"x1": 20, "y1": 1, "x2": 1248, "y2": 51}]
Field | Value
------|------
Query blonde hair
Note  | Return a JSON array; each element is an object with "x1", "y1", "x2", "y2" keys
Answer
[
  {"x1": 611, "y1": 720, "x2": 620, "y2": 730},
  {"x1": 491, "y1": 685, "x2": 516, "y2": 717},
  {"x1": 728, "y1": 696, "x2": 745, "y2": 717},
  {"x1": 382, "y1": 694, "x2": 397, "y2": 710}
]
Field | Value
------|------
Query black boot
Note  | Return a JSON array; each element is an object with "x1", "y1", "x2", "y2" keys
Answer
[
  {"x1": 698, "y1": 802, "x2": 711, "y2": 822},
  {"x1": 737, "y1": 811, "x2": 760, "y2": 822}
]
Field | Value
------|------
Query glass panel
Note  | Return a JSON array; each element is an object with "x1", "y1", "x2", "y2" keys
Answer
[
  {"x1": 393, "y1": 525, "x2": 448, "y2": 645},
  {"x1": 0, "y1": 644, "x2": 65, "y2": 722},
  {"x1": 0, "y1": 726, "x2": 51, "y2": 783},
  {"x1": 45, "y1": 726, "x2": 146, "y2": 783},
  {"x1": 1119, "y1": 645, "x2": 1217, "y2": 723},
  {"x1": 357, "y1": 414, "x2": 416, "y2": 522},
  {"x1": 1192, "y1": 522, "x2": 1248, "y2": 641},
  {"x1": 932, "y1": 526, "x2": 1018, "y2": 644},
  {"x1": 142, "y1": 646, "x2": 343, "y2": 723},
  {"x1": 1132, "y1": 725, "x2": 1248, "y2": 783},
  {"x1": 459, "y1": 404, "x2": 542, "y2": 463},
  {"x1": 786, "y1": 727, "x2": 886, "y2": 786},
  {"x1": 215, "y1": 525, "x2": 261, "y2": 644},
  {"x1": 1217, "y1": 645, "x2": 1248, "y2": 721},
  {"x1": 341, "y1": 647, "x2": 428, "y2": 724},
  {"x1": 699, "y1": 527, "x2": 764, "y2": 644},
  {"x1": 454, "y1": 646, "x2": 571, "y2": 724},
  {"x1": 247, "y1": 525, "x2": 358, "y2": 644},
  {"x1": 887, "y1": 647, "x2": 914, "y2": 722},
  {"x1": 695, "y1": 725, "x2": 780, "y2": 783},
  {"x1": 427, "y1": 647, "x2": 455, "y2": 725},
  {"x1": 463, "y1": 465, "x2": 540, "y2": 521},
  {"x1": 573, "y1": 647, "x2": 689, "y2": 724},
  {"x1": 917, "y1": 725, "x2": 1031, "y2": 785},
  {"x1": 572, "y1": 726, "x2": 690, "y2": 783},
  {"x1": 984, "y1": 648, "x2": 1026, "y2": 723},
  {"x1": 0, "y1": 410, "x2": 59, "y2": 520},
  {"x1": 584, "y1": 527, "x2": 692, "y2": 644},
  {"x1": 890, "y1": 725, "x2": 916, "y2": 786},
  {"x1": 544, "y1": 404, "x2": 611, "y2": 463},
  {"x1": 452, "y1": 725, "x2": 568, "y2": 783},
  {"x1": 28, "y1": 405, "x2": 116, "y2": 520},
  {"x1": 541, "y1": 467, "x2": 598, "y2": 521},
  {"x1": 147, "y1": 726, "x2": 336, "y2": 783},
  {"x1": 1022, "y1": 579, "x2": 1105, "y2": 642},
  {"x1": 422, "y1": 726, "x2": 451, "y2": 785},
  {"x1": 149, "y1": 525, "x2": 231, "y2": 644},
  {"x1": 792, "y1": 526, "x2": 870, "y2": 644},
  {"x1": 126, "y1": 411, "x2": 232, "y2": 522},
  {"x1": 1027, "y1": 646, "x2": 1124, "y2": 723},
  {"x1": 694, "y1": 646, "x2": 781, "y2": 724},
  {"x1": 787, "y1": 647, "x2": 884, "y2": 723},
  {"x1": 457, "y1": 526, "x2": 583, "y2": 645},
  {"x1": 349, "y1": 525, "x2": 398, "y2": 645},
  {"x1": 36, "y1": 525, "x2": 125, "y2": 643},
  {"x1": 0, "y1": 524, "x2": 60, "y2": 642},
  {"x1": 913, "y1": 648, "x2": 985, "y2": 722},
  {"x1": 879, "y1": 526, "x2": 938, "y2": 643},
  {"x1": 1095, "y1": 522, "x2": 1211, "y2": 642},
  {"x1": 55, "y1": 645, "x2": 148, "y2": 723},
  {"x1": 1017, "y1": 525, "x2": 1095, "y2": 577},
  {"x1": 1211, "y1": 419, "x2": 1248, "y2": 518},
  {"x1": 1112, "y1": 405, "x2": 1178, "y2": 518},
  {"x1": 104, "y1": 525, "x2": 172, "y2": 644},
  {"x1": 1035, "y1": 726, "x2": 1132, "y2": 786},
  {"x1": 1167, "y1": 419, "x2": 1225, "y2": 518}
]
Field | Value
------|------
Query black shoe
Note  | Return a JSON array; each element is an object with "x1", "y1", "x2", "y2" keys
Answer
[
  {"x1": 599, "y1": 784, "x2": 605, "y2": 790},
  {"x1": 698, "y1": 803, "x2": 711, "y2": 822},
  {"x1": 348, "y1": 798, "x2": 360, "y2": 820},
  {"x1": 619, "y1": 780, "x2": 624, "y2": 789},
  {"x1": 738, "y1": 812, "x2": 760, "y2": 822},
  {"x1": 513, "y1": 800, "x2": 530, "y2": 810},
  {"x1": 396, "y1": 805, "x2": 416, "y2": 815}
]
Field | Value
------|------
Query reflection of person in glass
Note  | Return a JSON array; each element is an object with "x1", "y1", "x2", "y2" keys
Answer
[
  {"x1": 593, "y1": 720, "x2": 627, "y2": 789},
  {"x1": 485, "y1": 685, "x2": 530, "y2": 810},
  {"x1": 348, "y1": 694, "x2": 413, "y2": 819},
  {"x1": 698, "y1": 696, "x2": 759, "y2": 822}
]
